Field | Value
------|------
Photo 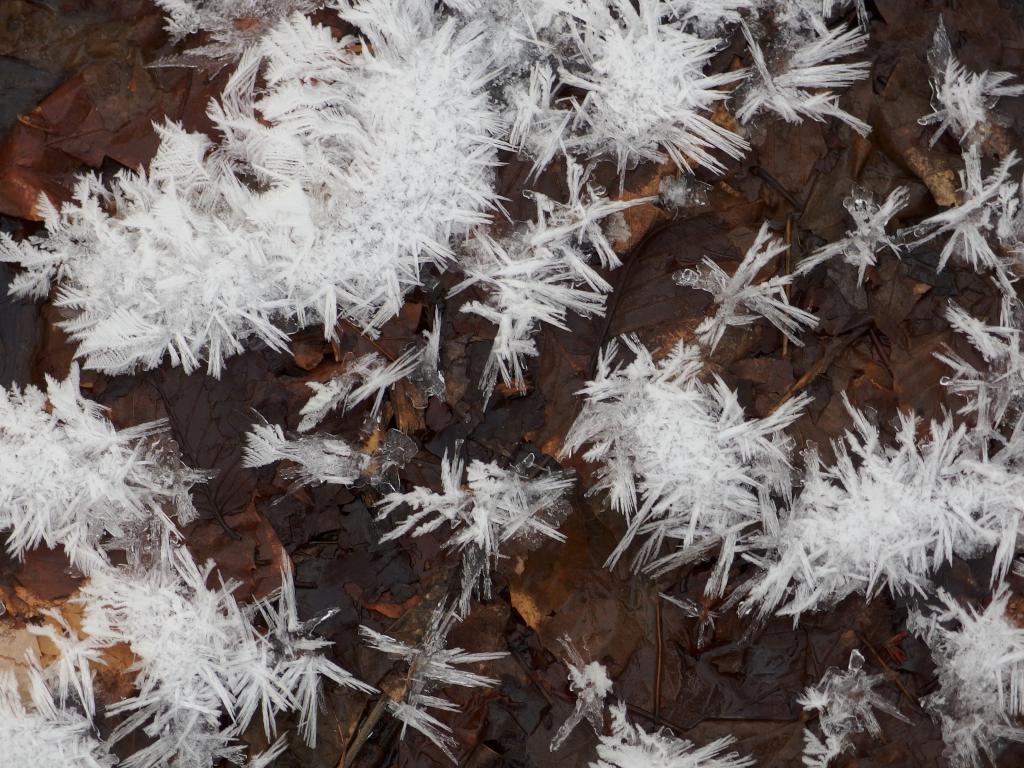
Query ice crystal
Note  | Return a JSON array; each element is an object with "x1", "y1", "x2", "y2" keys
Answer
[
  {"x1": 409, "y1": 308, "x2": 446, "y2": 401},
  {"x1": 79, "y1": 552, "x2": 370, "y2": 767},
  {"x1": 824, "y1": 1, "x2": 869, "y2": 28},
  {"x1": 154, "y1": 0, "x2": 323, "y2": 65},
  {"x1": 243, "y1": 421, "x2": 369, "y2": 490},
  {"x1": 0, "y1": 364, "x2": 202, "y2": 575},
  {"x1": 658, "y1": 174, "x2": 711, "y2": 211},
  {"x1": 241, "y1": 4, "x2": 504, "y2": 333},
  {"x1": 737, "y1": 22, "x2": 870, "y2": 135},
  {"x1": 937, "y1": 303, "x2": 1024, "y2": 441},
  {"x1": 244, "y1": 567, "x2": 374, "y2": 744},
  {"x1": 674, "y1": 222, "x2": 819, "y2": 351},
  {"x1": 562, "y1": 336, "x2": 808, "y2": 595},
  {"x1": 454, "y1": 161, "x2": 645, "y2": 395},
  {"x1": 1, "y1": 2, "x2": 504, "y2": 377},
  {"x1": 796, "y1": 186, "x2": 909, "y2": 284},
  {"x1": 0, "y1": 665, "x2": 114, "y2": 768},
  {"x1": 592, "y1": 701, "x2": 754, "y2": 768},
  {"x1": 550, "y1": 637, "x2": 613, "y2": 751},
  {"x1": 360, "y1": 603, "x2": 506, "y2": 761},
  {"x1": 557, "y1": 0, "x2": 748, "y2": 175},
  {"x1": 741, "y1": 395, "x2": 1024, "y2": 622},
  {"x1": 378, "y1": 451, "x2": 573, "y2": 610},
  {"x1": 909, "y1": 587, "x2": 1024, "y2": 768},
  {"x1": 28, "y1": 610, "x2": 107, "y2": 718},
  {"x1": 907, "y1": 146, "x2": 1019, "y2": 289},
  {"x1": 919, "y1": 17, "x2": 1024, "y2": 148},
  {"x1": 0, "y1": 123, "x2": 294, "y2": 378},
  {"x1": 670, "y1": 0, "x2": 756, "y2": 36},
  {"x1": 297, "y1": 349, "x2": 419, "y2": 433},
  {"x1": 457, "y1": 231, "x2": 606, "y2": 395},
  {"x1": 797, "y1": 649, "x2": 908, "y2": 767},
  {"x1": 660, "y1": 593, "x2": 718, "y2": 648}
]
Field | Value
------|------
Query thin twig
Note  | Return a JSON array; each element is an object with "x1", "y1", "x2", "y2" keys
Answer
[
  {"x1": 856, "y1": 631, "x2": 921, "y2": 710},
  {"x1": 654, "y1": 596, "x2": 663, "y2": 724},
  {"x1": 768, "y1": 319, "x2": 873, "y2": 415},
  {"x1": 339, "y1": 695, "x2": 390, "y2": 768},
  {"x1": 751, "y1": 165, "x2": 802, "y2": 209},
  {"x1": 782, "y1": 216, "x2": 793, "y2": 358}
]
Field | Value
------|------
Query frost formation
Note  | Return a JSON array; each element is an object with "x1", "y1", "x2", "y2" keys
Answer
[
  {"x1": 563, "y1": 336, "x2": 808, "y2": 595},
  {"x1": 675, "y1": 221, "x2": 819, "y2": 350},
  {"x1": 910, "y1": 588, "x2": 1024, "y2": 768},
  {"x1": 359, "y1": 603, "x2": 506, "y2": 761},
  {"x1": 920, "y1": 17, "x2": 1024, "y2": 148},
  {"x1": 797, "y1": 649, "x2": 908, "y2": 767},
  {"x1": 0, "y1": 364, "x2": 202, "y2": 574},
  {"x1": 378, "y1": 451, "x2": 573, "y2": 610},
  {"x1": 592, "y1": 702, "x2": 754, "y2": 768},
  {"x1": 742, "y1": 396, "x2": 1024, "y2": 622},
  {"x1": 550, "y1": 638, "x2": 613, "y2": 751},
  {"x1": 796, "y1": 185, "x2": 909, "y2": 284}
]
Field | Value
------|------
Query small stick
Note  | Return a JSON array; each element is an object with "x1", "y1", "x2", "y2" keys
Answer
[
  {"x1": 654, "y1": 596, "x2": 663, "y2": 724},
  {"x1": 340, "y1": 696, "x2": 391, "y2": 768},
  {"x1": 856, "y1": 631, "x2": 921, "y2": 710},
  {"x1": 782, "y1": 216, "x2": 793, "y2": 358},
  {"x1": 768, "y1": 319, "x2": 872, "y2": 415}
]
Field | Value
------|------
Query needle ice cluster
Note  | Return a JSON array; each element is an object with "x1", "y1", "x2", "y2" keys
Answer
[
  {"x1": 28, "y1": 610, "x2": 106, "y2": 720},
  {"x1": 550, "y1": 638, "x2": 613, "y2": 751},
  {"x1": 79, "y1": 553, "x2": 371, "y2": 767},
  {"x1": 741, "y1": 396, "x2": 1024, "y2": 623},
  {"x1": 660, "y1": 593, "x2": 718, "y2": 648},
  {"x1": 675, "y1": 221, "x2": 819, "y2": 350},
  {"x1": 243, "y1": 422, "x2": 369, "y2": 490},
  {"x1": 563, "y1": 336, "x2": 808, "y2": 595},
  {"x1": 909, "y1": 587, "x2": 1024, "y2": 768},
  {"x1": 796, "y1": 186, "x2": 909, "y2": 284},
  {"x1": 737, "y1": 22, "x2": 870, "y2": 135},
  {"x1": 0, "y1": 364, "x2": 202, "y2": 575},
  {"x1": 919, "y1": 17, "x2": 1024, "y2": 148},
  {"x1": 937, "y1": 304, "x2": 1024, "y2": 439},
  {"x1": 153, "y1": 0, "x2": 323, "y2": 65},
  {"x1": 797, "y1": 649, "x2": 907, "y2": 767},
  {"x1": 377, "y1": 452, "x2": 573, "y2": 610},
  {"x1": 359, "y1": 603, "x2": 506, "y2": 761},
  {"x1": 768, "y1": 0, "x2": 868, "y2": 32},
  {"x1": 241, "y1": 3, "x2": 504, "y2": 333},
  {"x1": 592, "y1": 702, "x2": 754, "y2": 768},
  {"x1": 1, "y1": 0, "x2": 503, "y2": 377},
  {"x1": 0, "y1": 666, "x2": 114, "y2": 768},
  {"x1": 555, "y1": 0, "x2": 748, "y2": 175},
  {"x1": 670, "y1": 0, "x2": 756, "y2": 36},
  {"x1": 0, "y1": 124, "x2": 294, "y2": 378},
  {"x1": 454, "y1": 161, "x2": 647, "y2": 394},
  {"x1": 297, "y1": 349, "x2": 419, "y2": 433},
  {"x1": 907, "y1": 147, "x2": 1022, "y2": 297}
]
